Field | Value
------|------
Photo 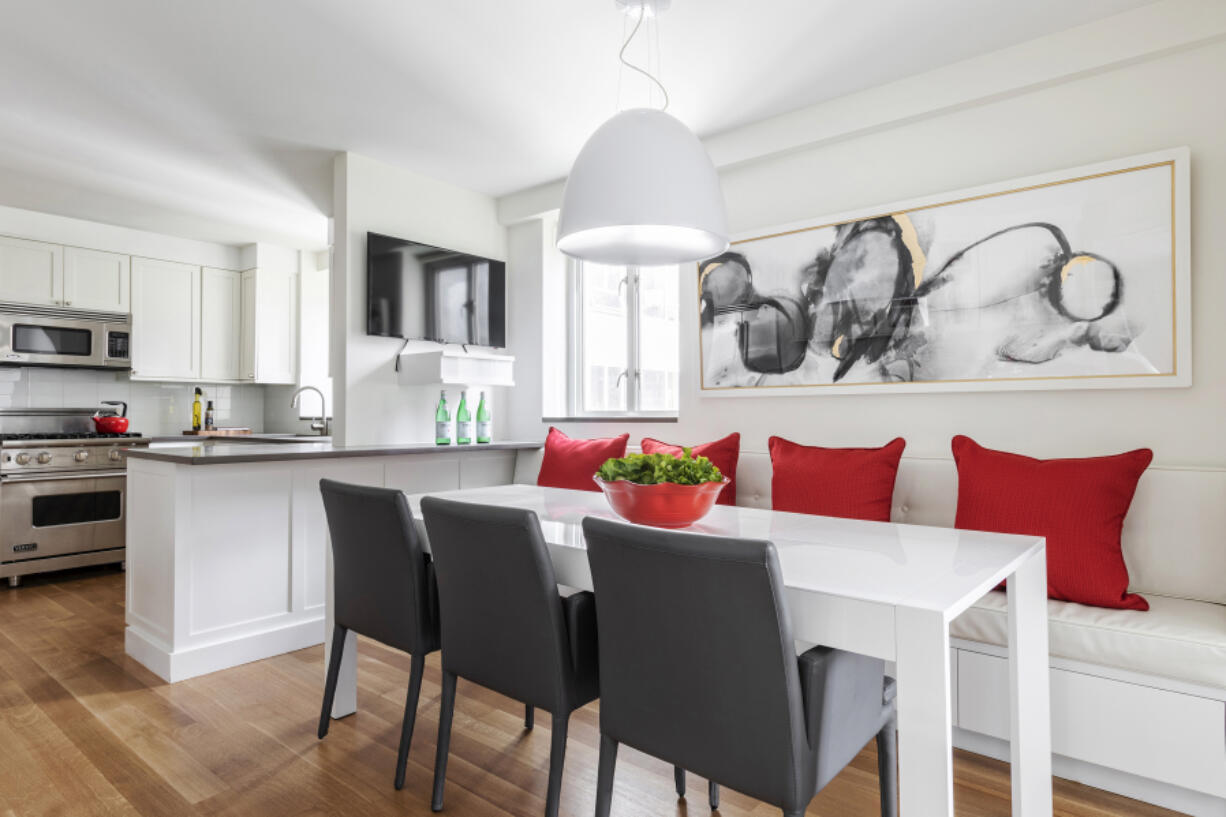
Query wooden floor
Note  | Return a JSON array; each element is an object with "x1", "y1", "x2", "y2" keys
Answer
[{"x1": 0, "y1": 567, "x2": 1187, "y2": 817}]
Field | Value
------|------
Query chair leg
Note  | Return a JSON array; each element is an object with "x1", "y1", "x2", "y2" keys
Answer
[
  {"x1": 394, "y1": 652, "x2": 426, "y2": 790},
  {"x1": 317, "y1": 624, "x2": 348, "y2": 739},
  {"x1": 595, "y1": 733, "x2": 619, "y2": 817},
  {"x1": 431, "y1": 670, "x2": 458, "y2": 812},
  {"x1": 876, "y1": 716, "x2": 898, "y2": 817},
  {"x1": 674, "y1": 766, "x2": 685, "y2": 798},
  {"x1": 708, "y1": 779, "x2": 720, "y2": 810},
  {"x1": 525, "y1": 703, "x2": 534, "y2": 730},
  {"x1": 544, "y1": 712, "x2": 569, "y2": 817}
]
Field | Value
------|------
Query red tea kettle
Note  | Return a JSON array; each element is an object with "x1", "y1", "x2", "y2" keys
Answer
[{"x1": 92, "y1": 401, "x2": 129, "y2": 434}]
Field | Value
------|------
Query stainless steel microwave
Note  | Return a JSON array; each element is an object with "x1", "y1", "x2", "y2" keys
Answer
[{"x1": 0, "y1": 304, "x2": 131, "y2": 369}]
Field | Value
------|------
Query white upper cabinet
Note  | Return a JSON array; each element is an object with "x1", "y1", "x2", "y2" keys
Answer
[
  {"x1": 240, "y1": 266, "x2": 297, "y2": 384},
  {"x1": 131, "y1": 257, "x2": 200, "y2": 380},
  {"x1": 201, "y1": 267, "x2": 241, "y2": 381},
  {"x1": 63, "y1": 247, "x2": 130, "y2": 312},
  {"x1": 0, "y1": 236, "x2": 63, "y2": 306}
]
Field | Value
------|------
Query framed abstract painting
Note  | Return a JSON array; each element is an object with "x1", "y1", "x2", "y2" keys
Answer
[{"x1": 698, "y1": 147, "x2": 1191, "y2": 396}]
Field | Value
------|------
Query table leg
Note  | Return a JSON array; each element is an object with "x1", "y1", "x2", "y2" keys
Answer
[
  {"x1": 1007, "y1": 550, "x2": 1052, "y2": 816},
  {"x1": 894, "y1": 607, "x2": 954, "y2": 817}
]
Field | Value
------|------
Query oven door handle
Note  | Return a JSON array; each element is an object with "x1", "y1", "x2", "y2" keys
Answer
[{"x1": 1, "y1": 470, "x2": 128, "y2": 483}]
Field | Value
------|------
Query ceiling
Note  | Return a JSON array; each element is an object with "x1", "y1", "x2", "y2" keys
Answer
[{"x1": 0, "y1": 0, "x2": 1155, "y2": 248}]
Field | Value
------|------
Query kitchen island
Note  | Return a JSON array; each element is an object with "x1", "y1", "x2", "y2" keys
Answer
[{"x1": 123, "y1": 440, "x2": 540, "y2": 682}]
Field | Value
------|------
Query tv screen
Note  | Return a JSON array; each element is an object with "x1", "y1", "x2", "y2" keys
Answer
[{"x1": 366, "y1": 232, "x2": 506, "y2": 347}]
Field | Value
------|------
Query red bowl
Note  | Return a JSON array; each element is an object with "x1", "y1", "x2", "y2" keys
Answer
[{"x1": 593, "y1": 476, "x2": 730, "y2": 529}]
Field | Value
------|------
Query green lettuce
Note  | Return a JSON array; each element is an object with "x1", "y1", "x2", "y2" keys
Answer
[{"x1": 596, "y1": 448, "x2": 724, "y2": 485}]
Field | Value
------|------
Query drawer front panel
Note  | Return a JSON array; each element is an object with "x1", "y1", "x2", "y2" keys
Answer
[{"x1": 957, "y1": 648, "x2": 1226, "y2": 797}]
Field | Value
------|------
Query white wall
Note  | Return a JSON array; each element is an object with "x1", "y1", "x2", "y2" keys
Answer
[
  {"x1": 0, "y1": 368, "x2": 264, "y2": 436},
  {"x1": 501, "y1": 31, "x2": 1226, "y2": 467},
  {"x1": 331, "y1": 153, "x2": 508, "y2": 445}
]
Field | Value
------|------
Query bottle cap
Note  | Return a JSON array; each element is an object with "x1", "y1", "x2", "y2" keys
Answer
[{"x1": 206, "y1": 400, "x2": 214, "y2": 408}]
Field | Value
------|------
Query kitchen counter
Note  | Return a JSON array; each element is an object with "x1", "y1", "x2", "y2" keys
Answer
[
  {"x1": 124, "y1": 438, "x2": 538, "y2": 683},
  {"x1": 129, "y1": 440, "x2": 541, "y2": 465},
  {"x1": 147, "y1": 433, "x2": 332, "y2": 445}
]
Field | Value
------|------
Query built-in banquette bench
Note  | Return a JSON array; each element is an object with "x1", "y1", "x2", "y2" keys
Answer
[{"x1": 513, "y1": 449, "x2": 1226, "y2": 817}]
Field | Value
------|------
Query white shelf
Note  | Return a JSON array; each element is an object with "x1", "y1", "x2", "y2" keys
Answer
[{"x1": 396, "y1": 343, "x2": 515, "y2": 387}]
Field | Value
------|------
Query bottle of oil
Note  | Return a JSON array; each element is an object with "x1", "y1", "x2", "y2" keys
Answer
[
  {"x1": 192, "y1": 388, "x2": 203, "y2": 432},
  {"x1": 204, "y1": 400, "x2": 215, "y2": 431}
]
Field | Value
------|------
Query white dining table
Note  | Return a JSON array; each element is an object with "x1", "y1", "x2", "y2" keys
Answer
[{"x1": 325, "y1": 483, "x2": 1053, "y2": 817}]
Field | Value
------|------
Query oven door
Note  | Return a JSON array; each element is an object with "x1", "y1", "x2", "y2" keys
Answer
[
  {"x1": 0, "y1": 311, "x2": 120, "y2": 368},
  {"x1": 0, "y1": 471, "x2": 126, "y2": 562}
]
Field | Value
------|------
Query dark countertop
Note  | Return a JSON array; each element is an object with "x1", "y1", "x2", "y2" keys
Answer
[
  {"x1": 148, "y1": 433, "x2": 332, "y2": 445},
  {"x1": 128, "y1": 440, "x2": 542, "y2": 465}
]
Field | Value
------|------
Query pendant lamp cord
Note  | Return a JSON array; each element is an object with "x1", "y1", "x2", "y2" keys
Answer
[{"x1": 618, "y1": 4, "x2": 670, "y2": 111}]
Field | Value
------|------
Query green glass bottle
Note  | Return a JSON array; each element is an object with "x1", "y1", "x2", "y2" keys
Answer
[
  {"x1": 456, "y1": 392, "x2": 472, "y2": 445},
  {"x1": 476, "y1": 391, "x2": 491, "y2": 444},
  {"x1": 434, "y1": 390, "x2": 450, "y2": 445}
]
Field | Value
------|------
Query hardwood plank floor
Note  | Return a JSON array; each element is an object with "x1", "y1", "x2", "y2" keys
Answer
[{"x1": 0, "y1": 567, "x2": 1188, "y2": 817}]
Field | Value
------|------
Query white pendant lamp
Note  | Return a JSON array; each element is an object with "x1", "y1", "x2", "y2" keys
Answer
[{"x1": 557, "y1": 1, "x2": 728, "y2": 266}]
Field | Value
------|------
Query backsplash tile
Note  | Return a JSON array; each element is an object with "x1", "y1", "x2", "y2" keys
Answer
[{"x1": 1, "y1": 368, "x2": 265, "y2": 436}]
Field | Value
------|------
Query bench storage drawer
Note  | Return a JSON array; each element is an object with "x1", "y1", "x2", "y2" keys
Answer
[{"x1": 957, "y1": 647, "x2": 1226, "y2": 797}]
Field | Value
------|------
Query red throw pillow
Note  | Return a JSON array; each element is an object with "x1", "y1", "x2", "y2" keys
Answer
[
  {"x1": 951, "y1": 435, "x2": 1152, "y2": 611},
  {"x1": 641, "y1": 433, "x2": 741, "y2": 505},
  {"x1": 768, "y1": 436, "x2": 905, "y2": 522},
  {"x1": 537, "y1": 427, "x2": 629, "y2": 492}
]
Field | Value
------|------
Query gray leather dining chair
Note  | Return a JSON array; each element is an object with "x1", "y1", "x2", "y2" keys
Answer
[
  {"x1": 421, "y1": 496, "x2": 600, "y2": 817},
  {"x1": 582, "y1": 516, "x2": 898, "y2": 817},
  {"x1": 317, "y1": 479, "x2": 441, "y2": 790}
]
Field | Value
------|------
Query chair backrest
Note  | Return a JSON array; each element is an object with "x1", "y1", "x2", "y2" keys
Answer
[
  {"x1": 319, "y1": 479, "x2": 435, "y2": 655},
  {"x1": 582, "y1": 516, "x2": 812, "y2": 808},
  {"x1": 420, "y1": 496, "x2": 574, "y2": 712}
]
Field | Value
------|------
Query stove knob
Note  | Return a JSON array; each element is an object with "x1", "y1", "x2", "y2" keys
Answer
[
  {"x1": 108, "y1": 449, "x2": 122, "y2": 462},
  {"x1": 74, "y1": 450, "x2": 89, "y2": 463},
  {"x1": 15, "y1": 453, "x2": 30, "y2": 465},
  {"x1": 36, "y1": 452, "x2": 52, "y2": 465}
]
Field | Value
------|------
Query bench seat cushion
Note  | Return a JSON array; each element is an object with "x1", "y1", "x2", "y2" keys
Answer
[{"x1": 952, "y1": 589, "x2": 1226, "y2": 689}]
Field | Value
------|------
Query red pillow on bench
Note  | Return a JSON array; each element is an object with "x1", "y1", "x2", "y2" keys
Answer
[
  {"x1": 537, "y1": 427, "x2": 629, "y2": 492},
  {"x1": 952, "y1": 435, "x2": 1152, "y2": 611},
  {"x1": 641, "y1": 433, "x2": 740, "y2": 505},
  {"x1": 768, "y1": 436, "x2": 906, "y2": 522}
]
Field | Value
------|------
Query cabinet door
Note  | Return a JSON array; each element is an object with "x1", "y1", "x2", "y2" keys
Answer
[
  {"x1": 201, "y1": 268, "x2": 241, "y2": 381},
  {"x1": 252, "y1": 267, "x2": 297, "y2": 384},
  {"x1": 131, "y1": 258, "x2": 200, "y2": 380},
  {"x1": 240, "y1": 270, "x2": 257, "y2": 381},
  {"x1": 0, "y1": 236, "x2": 62, "y2": 306},
  {"x1": 63, "y1": 247, "x2": 130, "y2": 312}
]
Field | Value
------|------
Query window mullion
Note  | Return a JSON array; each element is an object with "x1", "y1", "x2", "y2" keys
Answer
[
  {"x1": 626, "y1": 266, "x2": 640, "y2": 412},
  {"x1": 568, "y1": 259, "x2": 583, "y2": 416}
]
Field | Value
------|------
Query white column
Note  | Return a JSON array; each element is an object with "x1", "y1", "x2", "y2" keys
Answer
[
  {"x1": 894, "y1": 606, "x2": 954, "y2": 817},
  {"x1": 1007, "y1": 548, "x2": 1053, "y2": 817}
]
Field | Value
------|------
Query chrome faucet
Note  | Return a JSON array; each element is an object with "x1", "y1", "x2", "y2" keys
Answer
[{"x1": 290, "y1": 386, "x2": 330, "y2": 436}]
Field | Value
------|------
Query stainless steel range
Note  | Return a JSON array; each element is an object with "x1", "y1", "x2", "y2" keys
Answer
[{"x1": 0, "y1": 409, "x2": 149, "y2": 587}]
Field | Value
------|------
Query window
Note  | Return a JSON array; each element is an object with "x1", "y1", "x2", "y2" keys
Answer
[{"x1": 569, "y1": 260, "x2": 679, "y2": 416}]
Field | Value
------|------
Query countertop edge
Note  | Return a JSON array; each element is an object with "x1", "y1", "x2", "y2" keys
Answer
[{"x1": 128, "y1": 441, "x2": 543, "y2": 465}]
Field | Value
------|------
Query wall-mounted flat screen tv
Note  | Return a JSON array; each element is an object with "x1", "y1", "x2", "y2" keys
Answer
[{"x1": 366, "y1": 232, "x2": 506, "y2": 347}]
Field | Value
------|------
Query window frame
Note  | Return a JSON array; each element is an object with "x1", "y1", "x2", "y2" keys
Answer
[{"x1": 566, "y1": 258, "x2": 678, "y2": 419}]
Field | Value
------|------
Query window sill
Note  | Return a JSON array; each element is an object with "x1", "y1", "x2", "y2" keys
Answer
[{"x1": 542, "y1": 416, "x2": 678, "y2": 424}]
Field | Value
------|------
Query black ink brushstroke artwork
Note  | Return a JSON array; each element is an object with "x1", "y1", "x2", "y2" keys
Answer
[{"x1": 699, "y1": 160, "x2": 1179, "y2": 392}]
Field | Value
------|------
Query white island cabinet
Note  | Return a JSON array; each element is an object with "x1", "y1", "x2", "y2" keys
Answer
[{"x1": 123, "y1": 441, "x2": 539, "y2": 682}]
